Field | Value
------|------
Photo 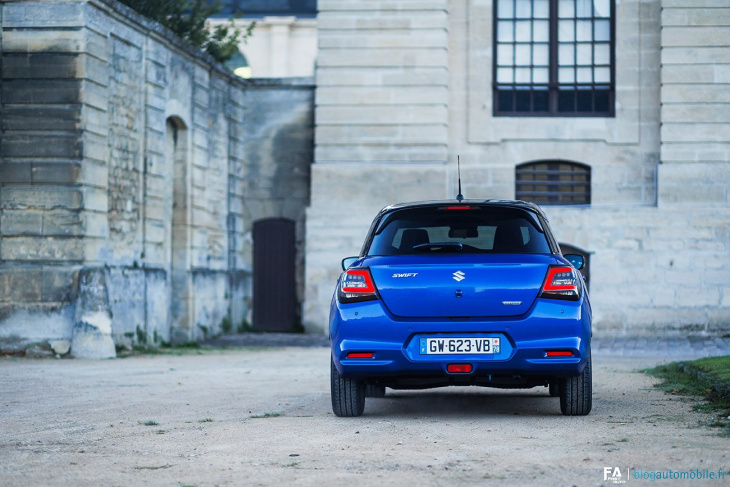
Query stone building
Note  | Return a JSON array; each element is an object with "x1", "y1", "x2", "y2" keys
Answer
[
  {"x1": 303, "y1": 0, "x2": 730, "y2": 335},
  {"x1": 0, "y1": 0, "x2": 313, "y2": 355},
  {"x1": 1, "y1": 0, "x2": 729, "y2": 357},
  {"x1": 208, "y1": 0, "x2": 318, "y2": 78}
]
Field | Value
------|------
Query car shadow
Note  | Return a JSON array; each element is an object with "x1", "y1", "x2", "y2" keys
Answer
[{"x1": 364, "y1": 388, "x2": 565, "y2": 418}]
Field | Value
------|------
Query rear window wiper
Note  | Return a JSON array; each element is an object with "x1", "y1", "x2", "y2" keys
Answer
[{"x1": 413, "y1": 242, "x2": 464, "y2": 251}]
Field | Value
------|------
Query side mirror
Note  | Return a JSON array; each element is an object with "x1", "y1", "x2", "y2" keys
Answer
[
  {"x1": 564, "y1": 254, "x2": 584, "y2": 270},
  {"x1": 341, "y1": 256, "x2": 358, "y2": 271}
]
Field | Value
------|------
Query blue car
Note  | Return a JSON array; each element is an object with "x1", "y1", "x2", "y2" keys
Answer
[{"x1": 329, "y1": 200, "x2": 592, "y2": 417}]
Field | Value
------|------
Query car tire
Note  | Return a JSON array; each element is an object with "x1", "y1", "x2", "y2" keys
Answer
[
  {"x1": 365, "y1": 384, "x2": 386, "y2": 398},
  {"x1": 559, "y1": 355, "x2": 592, "y2": 416},
  {"x1": 331, "y1": 358, "x2": 365, "y2": 417},
  {"x1": 549, "y1": 381, "x2": 560, "y2": 397}
]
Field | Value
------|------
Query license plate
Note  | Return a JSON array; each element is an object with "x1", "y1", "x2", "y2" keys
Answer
[{"x1": 419, "y1": 337, "x2": 500, "y2": 355}]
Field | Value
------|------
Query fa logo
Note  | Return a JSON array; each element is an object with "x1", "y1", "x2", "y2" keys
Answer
[{"x1": 603, "y1": 467, "x2": 626, "y2": 484}]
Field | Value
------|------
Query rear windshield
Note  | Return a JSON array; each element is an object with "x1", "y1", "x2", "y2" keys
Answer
[{"x1": 367, "y1": 206, "x2": 551, "y2": 255}]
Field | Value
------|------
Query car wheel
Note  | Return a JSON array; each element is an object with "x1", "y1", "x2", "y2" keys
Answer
[
  {"x1": 549, "y1": 381, "x2": 560, "y2": 397},
  {"x1": 365, "y1": 384, "x2": 386, "y2": 398},
  {"x1": 331, "y1": 358, "x2": 365, "y2": 417},
  {"x1": 559, "y1": 355, "x2": 592, "y2": 416}
]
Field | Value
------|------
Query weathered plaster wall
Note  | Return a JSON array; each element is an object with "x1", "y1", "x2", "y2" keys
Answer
[{"x1": 0, "y1": 0, "x2": 313, "y2": 352}]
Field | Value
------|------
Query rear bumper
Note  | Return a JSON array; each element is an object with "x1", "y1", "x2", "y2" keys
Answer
[{"x1": 330, "y1": 297, "x2": 591, "y2": 387}]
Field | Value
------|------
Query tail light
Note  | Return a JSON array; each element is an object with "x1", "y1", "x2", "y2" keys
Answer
[
  {"x1": 338, "y1": 269, "x2": 379, "y2": 304},
  {"x1": 540, "y1": 266, "x2": 580, "y2": 301}
]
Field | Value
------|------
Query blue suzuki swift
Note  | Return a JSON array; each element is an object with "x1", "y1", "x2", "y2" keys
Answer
[{"x1": 329, "y1": 200, "x2": 592, "y2": 417}]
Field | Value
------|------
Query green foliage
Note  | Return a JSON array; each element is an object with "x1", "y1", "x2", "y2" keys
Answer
[
  {"x1": 118, "y1": 0, "x2": 255, "y2": 63},
  {"x1": 220, "y1": 316, "x2": 233, "y2": 334},
  {"x1": 135, "y1": 325, "x2": 147, "y2": 345},
  {"x1": 238, "y1": 319, "x2": 252, "y2": 333}
]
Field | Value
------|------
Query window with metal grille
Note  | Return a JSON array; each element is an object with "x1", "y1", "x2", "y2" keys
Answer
[
  {"x1": 516, "y1": 161, "x2": 591, "y2": 205},
  {"x1": 494, "y1": 0, "x2": 614, "y2": 116}
]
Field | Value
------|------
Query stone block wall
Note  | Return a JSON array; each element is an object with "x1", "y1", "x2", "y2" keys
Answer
[
  {"x1": 0, "y1": 0, "x2": 88, "y2": 349},
  {"x1": 304, "y1": 0, "x2": 730, "y2": 335},
  {"x1": 659, "y1": 0, "x2": 730, "y2": 206},
  {"x1": 316, "y1": 1, "x2": 450, "y2": 164},
  {"x1": 0, "y1": 0, "x2": 313, "y2": 351},
  {"x1": 547, "y1": 206, "x2": 730, "y2": 335}
]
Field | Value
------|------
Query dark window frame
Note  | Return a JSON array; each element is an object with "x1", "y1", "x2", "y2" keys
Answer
[
  {"x1": 493, "y1": 0, "x2": 616, "y2": 117},
  {"x1": 516, "y1": 160, "x2": 591, "y2": 205}
]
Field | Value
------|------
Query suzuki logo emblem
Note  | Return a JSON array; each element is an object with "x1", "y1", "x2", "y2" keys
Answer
[{"x1": 452, "y1": 270, "x2": 466, "y2": 282}]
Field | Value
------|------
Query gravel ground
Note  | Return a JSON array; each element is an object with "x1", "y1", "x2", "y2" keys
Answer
[{"x1": 1, "y1": 347, "x2": 728, "y2": 486}]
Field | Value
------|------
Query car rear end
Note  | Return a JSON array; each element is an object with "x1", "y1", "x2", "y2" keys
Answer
[{"x1": 330, "y1": 201, "x2": 592, "y2": 416}]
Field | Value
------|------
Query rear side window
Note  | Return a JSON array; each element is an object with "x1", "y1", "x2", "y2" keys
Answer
[{"x1": 367, "y1": 206, "x2": 551, "y2": 255}]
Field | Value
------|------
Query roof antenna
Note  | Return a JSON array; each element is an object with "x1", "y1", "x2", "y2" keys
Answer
[{"x1": 456, "y1": 155, "x2": 464, "y2": 202}]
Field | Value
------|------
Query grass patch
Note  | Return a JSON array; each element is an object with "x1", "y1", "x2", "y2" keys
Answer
[
  {"x1": 134, "y1": 464, "x2": 172, "y2": 470},
  {"x1": 142, "y1": 420, "x2": 159, "y2": 426},
  {"x1": 198, "y1": 418, "x2": 214, "y2": 423},
  {"x1": 691, "y1": 355, "x2": 730, "y2": 383},
  {"x1": 250, "y1": 412, "x2": 282, "y2": 419},
  {"x1": 117, "y1": 343, "x2": 274, "y2": 358},
  {"x1": 646, "y1": 355, "x2": 730, "y2": 435}
]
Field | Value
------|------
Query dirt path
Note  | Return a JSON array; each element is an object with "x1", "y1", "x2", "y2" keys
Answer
[{"x1": 1, "y1": 348, "x2": 728, "y2": 486}]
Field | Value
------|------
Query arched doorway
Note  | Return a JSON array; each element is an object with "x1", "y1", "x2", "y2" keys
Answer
[{"x1": 253, "y1": 218, "x2": 298, "y2": 331}]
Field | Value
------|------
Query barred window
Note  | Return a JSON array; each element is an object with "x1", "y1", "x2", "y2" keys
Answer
[
  {"x1": 494, "y1": 0, "x2": 614, "y2": 116},
  {"x1": 516, "y1": 161, "x2": 591, "y2": 205}
]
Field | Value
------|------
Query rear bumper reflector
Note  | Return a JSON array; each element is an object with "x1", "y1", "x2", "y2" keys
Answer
[
  {"x1": 347, "y1": 352, "x2": 374, "y2": 359},
  {"x1": 545, "y1": 350, "x2": 574, "y2": 357}
]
